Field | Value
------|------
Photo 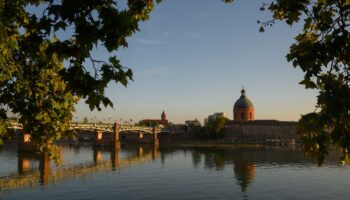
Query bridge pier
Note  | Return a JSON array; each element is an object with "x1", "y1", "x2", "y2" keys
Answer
[
  {"x1": 18, "y1": 132, "x2": 37, "y2": 152},
  {"x1": 94, "y1": 123, "x2": 120, "y2": 147},
  {"x1": 152, "y1": 127, "x2": 159, "y2": 145},
  {"x1": 138, "y1": 131, "x2": 143, "y2": 139},
  {"x1": 94, "y1": 130, "x2": 104, "y2": 147},
  {"x1": 113, "y1": 122, "x2": 120, "y2": 147}
]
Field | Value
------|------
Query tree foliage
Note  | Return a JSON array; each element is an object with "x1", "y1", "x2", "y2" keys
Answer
[
  {"x1": 195, "y1": 116, "x2": 229, "y2": 139},
  {"x1": 261, "y1": 0, "x2": 350, "y2": 164},
  {"x1": 207, "y1": 116, "x2": 229, "y2": 139},
  {"x1": 0, "y1": 0, "x2": 162, "y2": 158},
  {"x1": 0, "y1": 0, "x2": 236, "y2": 158}
]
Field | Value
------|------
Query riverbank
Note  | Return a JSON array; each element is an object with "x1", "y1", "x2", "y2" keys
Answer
[{"x1": 159, "y1": 139, "x2": 299, "y2": 148}]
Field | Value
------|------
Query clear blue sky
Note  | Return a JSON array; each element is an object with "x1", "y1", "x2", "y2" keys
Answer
[{"x1": 73, "y1": 0, "x2": 317, "y2": 124}]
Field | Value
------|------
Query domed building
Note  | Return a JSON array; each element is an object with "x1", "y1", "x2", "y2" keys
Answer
[
  {"x1": 233, "y1": 88, "x2": 254, "y2": 121},
  {"x1": 225, "y1": 88, "x2": 298, "y2": 143}
]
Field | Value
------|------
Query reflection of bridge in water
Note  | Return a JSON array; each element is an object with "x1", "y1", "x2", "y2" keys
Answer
[{"x1": 0, "y1": 144, "x2": 159, "y2": 190}]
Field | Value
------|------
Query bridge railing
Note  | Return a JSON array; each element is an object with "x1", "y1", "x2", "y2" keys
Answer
[{"x1": 6, "y1": 122, "x2": 162, "y2": 133}]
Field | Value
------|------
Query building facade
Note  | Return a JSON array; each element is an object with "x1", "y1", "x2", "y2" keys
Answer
[
  {"x1": 185, "y1": 119, "x2": 201, "y2": 127},
  {"x1": 224, "y1": 120, "x2": 298, "y2": 143},
  {"x1": 225, "y1": 88, "x2": 298, "y2": 143},
  {"x1": 139, "y1": 110, "x2": 168, "y2": 126}
]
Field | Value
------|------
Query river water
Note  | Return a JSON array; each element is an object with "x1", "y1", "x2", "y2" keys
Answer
[{"x1": 0, "y1": 142, "x2": 349, "y2": 200}]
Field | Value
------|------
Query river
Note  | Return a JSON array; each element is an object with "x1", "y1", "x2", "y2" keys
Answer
[{"x1": 0, "y1": 142, "x2": 349, "y2": 200}]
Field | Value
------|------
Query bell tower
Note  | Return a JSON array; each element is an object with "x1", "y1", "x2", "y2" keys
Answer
[{"x1": 161, "y1": 110, "x2": 166, "y2": 121}]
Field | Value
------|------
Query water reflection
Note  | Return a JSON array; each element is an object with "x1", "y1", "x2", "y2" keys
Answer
[
  {"x1": 234, "y1": 161, "x2": 255, "y2": 192},
  {"x1": 0, "y1": 143, "x2": 160, "y2": 190},
  {"x1": 189, "y1": 148, "x2": 257, "y2": 192},
  {"x1": 17, "y1": 152, "x2": 50, "y2": 185},
  {"x1": 17, "y1": 152, "x2": 32, "y2": 174},
  {"x1": 0, "y1": 144, "x2": 345, "y2": 199},
  {"x1": 232, "y1": 149, "x2": 256, "y2": 193},
  {"x1": 110, "y1": 147, "x2": 119, "y2": 170},
  {"x1": 170, "y1": 146, "x2": 342, "y2": 194}
]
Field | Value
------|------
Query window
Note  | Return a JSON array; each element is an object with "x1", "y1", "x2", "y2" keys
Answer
[
  {"x1": 234, "y1": 112, "x2": 237, "y2": 119},
  {"x1": 241, "y1": 112, "x2": 245, "y2": 120}
]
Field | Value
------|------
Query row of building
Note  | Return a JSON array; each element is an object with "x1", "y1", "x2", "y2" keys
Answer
[{"x1": 138, "y1": 88, "x2": 298, "y2": 143}]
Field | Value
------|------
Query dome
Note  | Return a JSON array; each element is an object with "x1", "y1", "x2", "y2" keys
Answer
[{"x1": 234, "y1": 89, "x2": 254, "y2": 109}]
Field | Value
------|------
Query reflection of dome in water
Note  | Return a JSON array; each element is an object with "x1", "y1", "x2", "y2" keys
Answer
[{"x1": 234, "y1": 162, "x2": 256, "y2": 192}]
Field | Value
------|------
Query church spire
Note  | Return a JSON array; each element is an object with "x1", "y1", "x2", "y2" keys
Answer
[{"x1": 161, "y1": 110, "x2": 166, "y2": 121}]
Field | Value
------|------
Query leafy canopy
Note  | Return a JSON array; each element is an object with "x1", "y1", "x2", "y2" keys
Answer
[
  {"x1": 261, "y1": 0, "x2": 350, "y2": 164},
  {"x1": 0, "y1": 0, "x2": 233, "y2": 158},
  {"x1": 194, "y1": 116, "x2": 229, "y2": 139},
  {"x1": 0, "y1": 0, "x2": 162, "y2": 158}
]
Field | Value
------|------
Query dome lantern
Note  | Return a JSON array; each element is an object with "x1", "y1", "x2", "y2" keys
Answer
[{"x1": 241, "y1": 87, "x2": 245, "y2": 96}]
